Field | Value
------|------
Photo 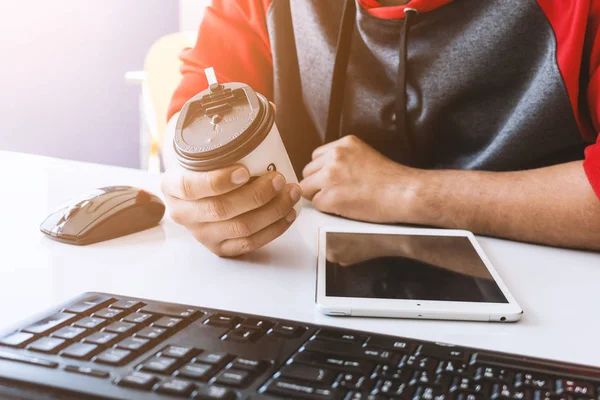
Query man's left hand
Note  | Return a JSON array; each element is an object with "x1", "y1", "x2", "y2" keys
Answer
[{"x1": 300, "y1": 135, "x2": 422, "y2": 223}]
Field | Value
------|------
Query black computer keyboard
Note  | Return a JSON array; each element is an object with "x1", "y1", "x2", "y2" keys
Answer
[{"x1": 0, "y1": 293, "x2": 599, "y2": 400}]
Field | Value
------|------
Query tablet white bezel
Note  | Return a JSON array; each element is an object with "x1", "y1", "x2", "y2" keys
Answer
[{"x1": 316, "y1": 226, "x2": 523, "y2": 322}]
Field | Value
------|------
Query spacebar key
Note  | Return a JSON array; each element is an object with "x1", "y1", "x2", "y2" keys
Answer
[{"x1": 265, "y1": 379, "x2": 339, "y2": 399}]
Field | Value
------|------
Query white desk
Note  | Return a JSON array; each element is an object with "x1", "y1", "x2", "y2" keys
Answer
[{"x1": 1, "y1": 150, "x2": 599, "y2": 368}]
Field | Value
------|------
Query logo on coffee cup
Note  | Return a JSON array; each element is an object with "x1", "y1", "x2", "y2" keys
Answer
[{"x1": 267, "y1": 163, "x2": 277, "y2": 172}]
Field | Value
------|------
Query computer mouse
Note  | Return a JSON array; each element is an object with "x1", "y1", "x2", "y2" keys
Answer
[{"x1": 40, "y1": 186, "x2": 165, "y2": 245}]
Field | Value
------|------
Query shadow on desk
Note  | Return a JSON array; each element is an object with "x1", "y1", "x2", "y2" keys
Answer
[{"x1": 232, "y1": 233, "x2": 313, "y2": 270}]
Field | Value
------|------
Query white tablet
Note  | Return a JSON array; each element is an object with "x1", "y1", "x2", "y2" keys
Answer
[{"x1": 316, "y1": 226, "x2": 523, "y2": 322}]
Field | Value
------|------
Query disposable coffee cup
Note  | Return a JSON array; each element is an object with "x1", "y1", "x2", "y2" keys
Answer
[{"x1": 174, "y1": 68, "x2": 300, "y2": 214}]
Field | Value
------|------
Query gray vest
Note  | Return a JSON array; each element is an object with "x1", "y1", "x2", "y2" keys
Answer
[{"x1": 266, "y1": 0, "x2": 586, "y2": 176}]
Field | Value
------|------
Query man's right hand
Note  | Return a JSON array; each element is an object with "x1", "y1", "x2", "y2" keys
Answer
[{"x1": 161, "y1": 164, "x2": 301, "y2": 257}]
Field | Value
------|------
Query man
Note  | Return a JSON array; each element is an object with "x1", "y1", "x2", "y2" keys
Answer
[{"x1": 161, "y1": 0, "x2": 600, "y2": 257}]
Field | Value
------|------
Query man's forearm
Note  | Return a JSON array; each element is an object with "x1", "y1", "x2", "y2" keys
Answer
[{"x1": 402, "y1": 161, "x2": 600, "y2": 251}]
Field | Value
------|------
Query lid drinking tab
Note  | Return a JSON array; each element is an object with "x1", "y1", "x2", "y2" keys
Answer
[{"x1": 205, "y1": 67, "x2": 223, "y2": 93}]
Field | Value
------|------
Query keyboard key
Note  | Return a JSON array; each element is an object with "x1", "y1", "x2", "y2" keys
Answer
[
  {"x1": 418, "y1": 343, "x2": 468, "y2": 362},
  {"x1": 51, "y1": 326, "x2": 87, "y2": 340},
  {"x1": 265, "y1": 378, "x2": 338, "y2": 399},
  {"x1": 93, "y1": 308, "x2": 123, "y2": 320},
  {"x1": 64, "y1": 365, "x2": 110, "y2": 378},
  {"x1": 533, "y1": 391, "x2": 568, "y2": 400},
  {"x1": 360, "y1": 347, "x2": 400, "y2": 363},
  {"x1": 27, "y1": 337, "x2": 66, "y2": 354},
  {"x1": 141, "y1": 356, "x2": 178, "y2": 374},
  {"x1": 344, "y1": 392, "x2": 387, "y2": 400},
  {"x1": 335, "y1": 372, "x2": 372, "y2": 390},
  {"x1": 193, "y1": 385, "x2": 236, "y2": 400},
  {"x1": 509, "y1": 390, "x2": 531, "y2": 400},
  {"x1": 123, "y1": 312, "x2": 153, "y2": 324},
  {"x1": 456, "y1": 392, "x2": 485, "y2": 400},
  {"x1": 413, "y1": 385, "x2": 445, "y2": 400},
  {"x1": 304, "y1": 340, "x2": 361, "y2": 357},
  {"x1": 0, "y1": 331, "x2": 35, "y2": 348},
  {"x1": 365, "y1": 336, "x2": 416, "y2": 353},
  {"x1": 116, "y1": 337, "x2": 149, "y2": 351},
  {"x1": 492, "y1": 383, "x2": 520, "y2": 400},
  {"x1": 110, "y1": 299, "x2": 144, "y2": 310},
  {"x1": 231, "y1": 358, "x2": 267, "y2": 372},
  {"x1": 135, "y1": 326, "x2": 166, "y2": 340},
  {"x1": 411, "y1": 370, "x2": 437, "y2": 386},
  {"x1": 83, "y1": 331, "x2": 118, "y2": 346},
  {"x1": 399, "y1": 355, "x2": 436, "y2": 371},
  {"x1": 514, "y1": 373, "x2": 552, "y2": 391},
  {"x1": 240, "y1": 317, "x2": 274, "y2": 331},
  {"x1": 437, "y1": 360, "x2": 467, "y2": 375},
  {"x1": 316, "y1": 329, "x2": 368, "y2": 345},
  {"x1": 491, "y1": 389, "x2": 531, "y2": 400},
  {"x1": 23, "y1": 312, "x2": 76, "y2": 334},
  {"x1": 60, "y1": 342, "x2": 98, "y2": 359},
  {"x1": 156, "y1": 378, "x2": 195, "y2": 397},
  {"x1": 450, "y1": 377, "x2": 490, "y2": 394},
  {"x1": 372, "y1": 364, "x2": 410, "y2": 381},
  {"x1": 555, "y1": 380, "x2": 595, "y2": 397},
  {"x1": 64, "y1": 295, "x2": 114, "y2": 314},
  {"x1": 160, "y1": 345, "x2": 195, "y2": 359},
  {"x1": 0, "y1": 350, "x2": 58, "y2": 368},
  {"x1": 74, "y1": 317, "x2": 106, "y2": 330},
  {"x1": 204, "y1": 314, "x2": 242, "y2": 329},
  {"x1": 475, "y1": 366, "x2": 514, "y2": 383},
  {"x1": 94, "y1": 348, "x2": 132, "y2": 365},
  {"x1": 154, "y1": 317, "x2": 183, "y2": 329},
  {"x1": 104, "y1": 321, "x2": 136, "y2": 334},
  {"x1": 177, "y1": 362, "x2": 215, "y2": 381},
  {"x1": 195, "y1": 352, "x2": 233, "y2": 368},
  {"x1": 116, "y1": 370, "x2": 158, "y2": 390},
  {"x1": 215, "y1": 368, "x2": 251, "y2": 387},
  {"x1": 270, "y1": 323, "x2": 306, "y2": 338},
  {"x1": 372, "y1": 378, "x2": 413, "y2": 397},
  {"x1": 139, "y1": 303, "x2": 202, "y2": 319},
  {"x1": 294, "y1": 351, "x2": 375, "y2": 375},
  {"x1": 280, "y1": 364, "x2": 336, "y2": 385},
  {"x1": 223, "y1": 327, "x2": 263, "y2": 343}
]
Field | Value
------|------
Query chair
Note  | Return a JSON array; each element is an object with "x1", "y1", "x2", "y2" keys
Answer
[{"x1": 126, "y1": 31, "x2": 197, "y2": 172}]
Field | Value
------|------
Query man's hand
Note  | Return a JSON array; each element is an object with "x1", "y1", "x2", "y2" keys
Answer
[
  {"x1": 300, "y1": 135, "x2": 421, "y2": 223},
  {"x1": 161, "y1": 164, "x2": 301, "y2": 257},
  {"x1": 301, "y1": 134, "x2": 600, "y2": 250}
]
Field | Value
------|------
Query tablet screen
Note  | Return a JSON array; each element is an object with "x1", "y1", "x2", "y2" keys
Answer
[{"x1": 325, "y1": 232, "x2": 508, "y2": 303}]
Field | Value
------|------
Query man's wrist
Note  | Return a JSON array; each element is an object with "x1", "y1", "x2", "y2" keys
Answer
[
  {"x1": 385, "y1": 166, "x2": 444, "y2": 226},
  {"x1": 407, "y1": 168, "x2": 482, "y2": 229}
]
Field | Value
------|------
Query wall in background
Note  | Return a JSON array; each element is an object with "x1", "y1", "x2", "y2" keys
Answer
[
  {"x1": 180, "y1": 0, "x2": 209, "y2": 32},
  {"x1": 0, "y1": 1, "x2": 178, "y2": 168}
]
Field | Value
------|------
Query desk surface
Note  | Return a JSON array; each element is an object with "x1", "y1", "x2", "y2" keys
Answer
[{"x1": 1, "y1": 150, "x2": 599, "y2": 368}]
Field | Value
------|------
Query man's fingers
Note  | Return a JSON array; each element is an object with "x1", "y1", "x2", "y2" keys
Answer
[
  {"x1": 302, "y1": 156, "x2": 325, "y2": 179},
  {"x1": 161, "y1": 164, "x2": 250, "y2": 200},
  {"x1": 299, "y1": 171, "x2": 324, "y2": 200},
  {"x1": 311, "y1": 140, "x2": 340, "y2": 159},
  {"x1": 168, "y1": 171, "x2": 286, "y2": 223},
  {"x1": 216, "y1": 212, "x2": 296, "y2": 257},
  {"x1": 198, "y1": 184, "x2": 301, "y2": 240}
]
